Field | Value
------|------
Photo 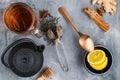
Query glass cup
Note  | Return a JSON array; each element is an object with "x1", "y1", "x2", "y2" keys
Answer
[{"x1": 2, "y1": 2, "x2": 42, "y2": 37}]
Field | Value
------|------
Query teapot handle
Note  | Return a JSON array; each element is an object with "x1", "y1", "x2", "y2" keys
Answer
[{"x1": 1, "y1": 44, "x2": 12, "y2": 68}]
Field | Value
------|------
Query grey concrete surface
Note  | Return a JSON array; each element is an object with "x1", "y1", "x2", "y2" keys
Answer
[{"x1": 0, "y1": 0, "x2": 119, "y2": 80}]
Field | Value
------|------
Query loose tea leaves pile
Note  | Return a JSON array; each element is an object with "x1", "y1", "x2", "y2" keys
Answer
[{"x1": 40, "y1": 10, "x2": 63, "y2": 45}]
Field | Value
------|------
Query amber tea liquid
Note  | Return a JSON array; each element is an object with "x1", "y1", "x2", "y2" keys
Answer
[{"x1": 3, "y1": 2, "x2": 37, "y2": 33}]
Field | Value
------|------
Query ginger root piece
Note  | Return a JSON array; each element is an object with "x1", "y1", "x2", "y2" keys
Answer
[{"x1": 92, "y1": 0, "x2": 117, "y2": 15}]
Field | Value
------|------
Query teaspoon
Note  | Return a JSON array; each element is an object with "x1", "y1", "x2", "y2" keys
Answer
[{"x1": 59, "y1": 7, "x2": 94, "y2": 52}]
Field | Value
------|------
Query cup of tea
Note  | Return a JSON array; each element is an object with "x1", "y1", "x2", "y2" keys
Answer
[
  {"x1": 84, "y1": 45, "x2": 112, "y2": 75},
  {"x1": 2, "y1": 2, "x2": 42, "y2": 37}
]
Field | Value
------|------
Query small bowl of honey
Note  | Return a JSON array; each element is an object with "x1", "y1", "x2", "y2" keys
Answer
[{"x1": 84, "y1": 45, "x2": 112, "y2": 75}]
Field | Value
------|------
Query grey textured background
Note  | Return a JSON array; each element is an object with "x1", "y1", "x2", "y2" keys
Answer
[{"x1": 0, "y1": 0, "x2": 119, "y2": 80}]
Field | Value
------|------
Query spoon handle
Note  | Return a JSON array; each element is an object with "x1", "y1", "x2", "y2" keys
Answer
[{"x1": 59, "y1": 7, "x2": 82, "y2": 36}]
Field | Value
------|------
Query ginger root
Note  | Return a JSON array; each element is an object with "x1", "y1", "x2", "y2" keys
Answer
[{"x1": 92, "y1": 0, "x2": 117, "y2": 15}]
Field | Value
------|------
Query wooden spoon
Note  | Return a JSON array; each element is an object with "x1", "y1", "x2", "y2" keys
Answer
[{"x1": 59, "y1": 7, "x2": 94, "y2": 52}]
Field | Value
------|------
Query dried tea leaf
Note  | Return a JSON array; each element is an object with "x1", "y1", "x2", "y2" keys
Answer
[
  {"x1": 55, "y1": 38, "x2": 59, "y2": 46},
  {"x1": 47, "y1": 29, "x2": 56, "y2": 40},
  {"x1": 56, "y1": 26, "x2": 63, "y2": 38}
]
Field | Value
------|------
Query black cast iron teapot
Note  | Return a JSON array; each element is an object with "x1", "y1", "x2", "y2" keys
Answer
[{"x1": 1, "y1": 38, "x2": 45, "y2": 77}]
